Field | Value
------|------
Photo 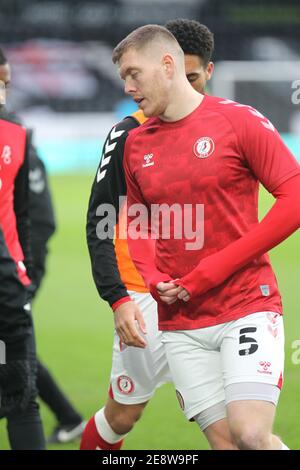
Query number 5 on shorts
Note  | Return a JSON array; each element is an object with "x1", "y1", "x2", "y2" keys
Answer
[{"x1": 239, "y1": 327, "x2": 258, "y2": 356}]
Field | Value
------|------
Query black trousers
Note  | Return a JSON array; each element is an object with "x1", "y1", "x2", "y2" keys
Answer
[
  {"x1": 36, "y1": 359, "x2": 82, "y2": 427},
  {"x1": 5, "y1": 319, "x2": 46, "y2": 450}
]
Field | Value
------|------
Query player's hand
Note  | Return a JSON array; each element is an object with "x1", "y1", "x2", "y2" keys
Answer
[
  {"x1": 113, "y1": 300, "x2": 147, "y2": 349},
  {"x1": 156, "y1": 281, "x2": 182, "y2": 305},
  {"x1": 176, "y1": 287, "x2": 190, "y2": 302},
  {"x1": 157, "y1": 282, "x2": 190, "y2": 304}
]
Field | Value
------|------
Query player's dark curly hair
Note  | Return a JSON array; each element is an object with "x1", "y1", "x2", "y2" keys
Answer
[
  {"x1": 0, "y1": 47, "x2": 8, "y2": 66},
  {"x1": 165, "y1": 19, "x2": 214, "y2": 66}
]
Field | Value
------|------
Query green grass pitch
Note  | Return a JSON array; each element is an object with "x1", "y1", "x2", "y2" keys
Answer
[{"x1": 0, "y1": 174, "x2": 299, "y2": 450}]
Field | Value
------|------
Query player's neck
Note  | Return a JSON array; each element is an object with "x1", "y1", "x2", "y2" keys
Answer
[{"x1": 159, "y1": 85, "x2": 204, "y2": 123}]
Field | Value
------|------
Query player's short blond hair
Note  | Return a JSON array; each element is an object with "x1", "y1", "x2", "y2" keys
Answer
[{"x1": 112, "y1": 24, "x2": 183, "y2": 64}]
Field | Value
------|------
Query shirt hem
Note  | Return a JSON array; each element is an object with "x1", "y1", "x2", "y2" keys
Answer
[{"x1": 158, "y1": 304, "x2": 283, "y2": 331}]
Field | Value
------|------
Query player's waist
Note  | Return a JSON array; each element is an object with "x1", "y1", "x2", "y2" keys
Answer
[
  {"x1": 155, "y1": 264, "x2": 282, "y2": 330},
  {"x1": 158, "y1": 293, "x2": 283, "y2": 331}
]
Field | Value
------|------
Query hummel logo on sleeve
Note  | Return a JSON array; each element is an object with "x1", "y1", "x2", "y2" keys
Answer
[{"x1": 97, "y1": 126, "x2": 125, "y2": 182}]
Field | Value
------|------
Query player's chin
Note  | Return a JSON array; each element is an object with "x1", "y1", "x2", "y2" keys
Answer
[
  {"x1": 142, "y1": 107, "x2": 154, "y2": 117},
  {"x1": 142, "y1": 102, "x2": 159, "y2": 118}
]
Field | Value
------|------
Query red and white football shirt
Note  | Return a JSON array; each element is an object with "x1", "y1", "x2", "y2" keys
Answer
[{"x1": 124, "y1": 96, "x2": 300, "y2": 330}]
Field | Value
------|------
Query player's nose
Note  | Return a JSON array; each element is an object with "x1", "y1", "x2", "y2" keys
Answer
[{"x1": 124, "y1": 78, "x2": 137, "y2": 95}]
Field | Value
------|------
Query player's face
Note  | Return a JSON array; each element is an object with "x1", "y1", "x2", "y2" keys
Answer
[
  {"x1": 0, "y1": 63, "x2": 11, "y2": 89},
  {"x1": 0, "y1": 64, "x2": 10, "y2": 105},
  {"x1": 184, "y1": 55, "x2": 213, "y2": 94},
  {"x1": 119, "y1": 48, "x2": 170, "y2": 117}
]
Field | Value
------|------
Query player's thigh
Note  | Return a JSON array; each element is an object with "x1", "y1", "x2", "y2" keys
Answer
[
  {"x1": 129, "y1": 291, "x2": 171, "y2": 380},
  {"x1": 162, "y1": 330, "x2": 225, "y2": 422},
  {"x1": 221, "y1": 311, "x2": 284, "y2": 432},
  {"x1": 111, "y1": 292, "x2": 170, "y2": 404},
  {"x1": 221, "y1": 311, "x2": 284, "y2": 390}
]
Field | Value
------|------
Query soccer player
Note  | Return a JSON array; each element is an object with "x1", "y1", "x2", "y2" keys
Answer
[
  {"x1": 82, "y1": 20, "x2": 235, "y2": 450},
  {"x1": 0, "y1": 47, "x2": 85, "y2": 446},
  {"x1": 0, "y1": 97, "x2": 45, "y2": 449},
  {"x1": 113, "y1": 25, "x2": 300, "y2": 450}
]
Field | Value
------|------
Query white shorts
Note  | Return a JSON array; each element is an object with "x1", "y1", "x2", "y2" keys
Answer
[
  {"x1": 162, "y1": 311, "x2": 284, "y2": 421},
  {"x1": 110, "y1": 291, "x2": 171, "y2": 404}
]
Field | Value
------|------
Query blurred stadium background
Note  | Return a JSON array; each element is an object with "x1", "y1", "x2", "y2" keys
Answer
[{"x1": 0, "y1": 0, "x2": 299, "y2": 449}]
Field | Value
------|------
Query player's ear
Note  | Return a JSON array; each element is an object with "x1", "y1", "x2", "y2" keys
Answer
[
  {"x1": 205, "y1": 62, "x2": 214, "y2": 81},
  {"x1": 162, "y1": 54, "x2": 174, "y2": 78}
]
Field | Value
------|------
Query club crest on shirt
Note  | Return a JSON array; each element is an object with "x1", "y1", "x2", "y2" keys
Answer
[
  {"x1": 1, "y1": 145, "x2": 12, "y2": 165},
  {"x1": 193, "y1": 137, "x2": 215, "y2": 159},
  {"x1": 117, "y1": 375, "x2": 135, "y2": 394}
]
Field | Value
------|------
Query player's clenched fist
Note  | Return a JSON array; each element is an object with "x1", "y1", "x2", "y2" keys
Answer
[{"x1": 156, "y1": 281, "x2": 190, "y2": 304}]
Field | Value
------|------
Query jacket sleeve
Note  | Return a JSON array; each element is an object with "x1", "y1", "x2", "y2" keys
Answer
[
  {"x1": 13, "y1": 130, "x2": 33, "y2": 281},
  {"x1": 28, "y1": 144, "x2": 56, "y2": 295},
  {"x1": 86, "y1": 117, "x2": 139, "y2": 309}
]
